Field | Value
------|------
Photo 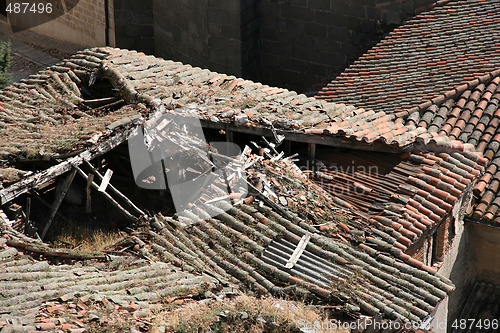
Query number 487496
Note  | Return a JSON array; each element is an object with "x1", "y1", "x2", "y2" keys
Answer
[
  {"x1": 452, "y1": 319, "x2": 499, "y2": 330},
  {"x1": 6, "y1": 2, "x2": 53, "y2": 14}
]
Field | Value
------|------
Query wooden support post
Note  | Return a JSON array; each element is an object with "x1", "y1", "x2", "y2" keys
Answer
[
  {"x1": 84, "y1": 160, "x2": 146, "y2": 217},
  {"x1": 226, "y1": 129, "x2": 233, "y2": 142},
  {"x1": 26, "y1": 197, "x2": 31, "y2": 221},
  {"x1": 285, "y1": 140, "x2": 292, "y2": 156},
  {"x1": 41, "y1": 168, "x2": 77, "y2": 239},
  {"x1": 308, "y1": 143, "x2": 316, "y2": 161},
  {"x1": 74, "y1": 165, "x2": 138, "y2": 222},
  {"x1": 86, "y1": 173, "x2": 94, "y2": 213}
]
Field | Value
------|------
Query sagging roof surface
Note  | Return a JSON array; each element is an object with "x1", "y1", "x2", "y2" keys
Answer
[
  {"x1": 312, "y1": 149, "x2": 482, "y2": 262},
  {"x1": 131, "y1": 154, "x2": 456, "y2": 324},
  {"x1": 403, "y1": 71, "x2": 500, "y2": 226},
  {"x1": 314, "y1": 0, "x2": 500, "y2": 115}
]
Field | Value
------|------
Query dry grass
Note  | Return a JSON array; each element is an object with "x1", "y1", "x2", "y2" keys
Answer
[
  {"x1": 54, "y1": 228, "x2": 126, "y2": 253},
  {"x1": 152, "y1": 295, "x2": 350, "y2": 333}
]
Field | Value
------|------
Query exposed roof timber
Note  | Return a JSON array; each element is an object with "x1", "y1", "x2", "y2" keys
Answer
[
  {"x1": 0, "y1": 128, "x2": 134, "y2": 205},
  {"x1": 199, "y1": 120, "x2": 411, "y2": 153}
]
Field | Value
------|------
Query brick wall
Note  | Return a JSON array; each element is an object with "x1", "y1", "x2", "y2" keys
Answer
[
  {"x1": 21, "y1": 0, "x2": 109, "y2": 46},
  {"x1": 259, "y1": 0, "x2": 434, "y2": 92},
  {"x1": 114, "y1": 0, "x2": 155, "y2": 54}
]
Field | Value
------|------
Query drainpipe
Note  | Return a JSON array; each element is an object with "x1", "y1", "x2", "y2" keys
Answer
[{"x1": 104, "y1": 0, "x2": 110, "y2": 46}]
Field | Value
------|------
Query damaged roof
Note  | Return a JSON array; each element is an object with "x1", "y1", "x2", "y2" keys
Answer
[
  {"x1": 0, "y1": 47, "x2": 485, "y2": 187},
  {"x1": 117, "y1": 155, "x2": 455, "y2": 324},
  {"x1": 0, "y1": 234, "x2": 220, "y2": 330},
  {"x1": 0, "y1": 47, "x2": 486, "y2": 328},
  {"x1": 313, "y1": 0, "x2": 500, "y2": 115},
  {"x1": 312, "y1": 148, "x2": 482, "y2": 265}
]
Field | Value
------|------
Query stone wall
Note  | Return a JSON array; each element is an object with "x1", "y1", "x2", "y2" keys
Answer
[
  {"x1": 259, "y1": 0, "x2": 435, "y2": 92},
  {"x1": 114, "y1": 0, "x2": 154, "y2": 54},
  {"x1": 153, "y1": 0, "x2": 250, "y2": 78},
  {"x1": 241, "y1": 0, "x2": 261, "y2": 81},
  {"x1": 112, "y1": 0, "x2": 434, "y2": 90}
]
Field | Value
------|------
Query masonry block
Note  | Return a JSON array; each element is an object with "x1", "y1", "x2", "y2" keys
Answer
[
  {"x1": 328, "y1": 27, "x2": 351, "y2": 43},
  {"x1": 347, "y1": 16, "x2": 362, "y2": 30},
  {"x1": 309, "y1": 0, "x2": 330, "y2": 11},
  {"x1": 281, "y1": 5, "x2": 314, "y2": 22},
  {"x1": 305, "y1": 22, "x2": 327, "y2": 38},
  {"x1": 315, "y1": 11, "x2": 347, "y2": 27},
  {"x1": 123, "y1": 0, "x2": 152, "y2": 11}
]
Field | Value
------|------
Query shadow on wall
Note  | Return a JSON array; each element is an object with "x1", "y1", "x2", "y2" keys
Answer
[
  {"x1": 113, "y1": 0, "x2": 435, "y2": 92},
  {"x1": 258, "y1": 0, "x2": 436, "y2": 92},
  {"x1": 114, "y1": 0, "x2": 155, "y2": 55}
]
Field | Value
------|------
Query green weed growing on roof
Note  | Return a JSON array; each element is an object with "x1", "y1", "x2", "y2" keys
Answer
[{"x1": 0, "y1": 41, "x2": 11, "y2": 89}]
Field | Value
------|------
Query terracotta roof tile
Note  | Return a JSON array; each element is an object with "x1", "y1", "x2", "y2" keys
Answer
[
  {"x1": 314, "y1": 0, "x2": 500, "y2": 114},
  {"x1": 405, "y1": 71, "x2": 500, "y2": 225}
]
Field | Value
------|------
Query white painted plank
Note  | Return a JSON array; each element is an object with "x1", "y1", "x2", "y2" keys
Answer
[
  {"x1": 285, "y1": 232, "x2": 311, "y2": 269},
  {"x1": 98, "y1": 169, "x2": 113, "y2": 193}
]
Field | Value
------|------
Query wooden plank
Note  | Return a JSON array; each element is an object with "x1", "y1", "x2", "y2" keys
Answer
[
  {"x1": 308, "y1": 143, "x2": 316, "y2": 161},
  {"x1": 0, "y1": 209, "x2": 13, "y2": 226},
  {"x1": 74, "y1": 165, "x2": 138, "y2": 222},
  {"x1": 285, "y1": 232, "x2": 311, "y2": 269},
  {"x1": 98, "y1": 169, "x2": 113, "y2": 192},
  {"x1": 26, "y1": 197, "x2": 31, "y2": 221},
  {"x1": 0, "y1": 128, "x2": 134, "y2": 205},
  {"x1": 86, "y1": 173, "x2": 94, "y2": 213},
  {"x1": 199, "y1": 119, "x2": 410, "y2": 152},
  {"x1": 41, "y1": 168, "x2": 77, "y2": 239},
  {"x1": 84, "y1": 160, "x2": 146, "y2": 217}
]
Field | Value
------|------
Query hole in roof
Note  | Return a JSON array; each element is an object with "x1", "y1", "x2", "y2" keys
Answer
[{"x1": 77, "y1": 72, "x2": 125, "y2": 113}]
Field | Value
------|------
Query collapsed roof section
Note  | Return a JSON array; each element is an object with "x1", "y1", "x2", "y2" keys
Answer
[
  {"x1": 312, "y1": 148, "x2": 482, "y2": 263},
  {"x1": 107, "y1": 153, "x2": 455, "y2": 324}
]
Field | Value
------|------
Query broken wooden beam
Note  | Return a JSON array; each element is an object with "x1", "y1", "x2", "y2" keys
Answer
[
  {"x1": 74, "y1": 165, "x2": 138, "y2": 222},
  {"x1": 41, "y1": 168, "x2": 77, "y2": 239},
  {"x1": 83, "y1": 160, "x2": 146, "y2": 217},
  {"x1": 98, "y1": 169, "x2": 113, "y2": 192},
  {"x1": 86, "y1": 173, "x2": 94, "y2": 213},
  {"x1": 0, "y1": 128, "x2": 135, "y2": 205},
  {"x1": 0, "y1": 209, "x2": 13, "y2": 227}
]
